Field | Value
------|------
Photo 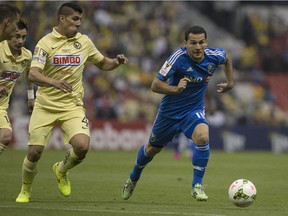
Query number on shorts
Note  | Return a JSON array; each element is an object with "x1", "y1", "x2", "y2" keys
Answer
[
  {"x1": 82, "y1": 116, "x2": 89, "y2": 127},
  {"x1": 4, "y1": 116, "x2": 10, "y2": 123}
]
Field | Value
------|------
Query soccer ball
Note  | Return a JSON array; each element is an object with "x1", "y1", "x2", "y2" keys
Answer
[{"x1": 228, "y1": 179, "x2": 257, "y2": 207}]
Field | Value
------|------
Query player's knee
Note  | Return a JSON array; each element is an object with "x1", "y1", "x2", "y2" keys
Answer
[
  {"x1": 73, "y1": 143, "x2": 89, "y2": 159},
  {"x1": 27, "y1": 147, "x2": 44, "y2": 162},
  {"x1": 145, "y1": 143, "x2": 162, "y2": 157},
  {"x1": 194, "y1": 133, "x2": 209, "y2": 145},
  {"x1": 0, "y1": 133, "x2": 12, "y2": 146}
]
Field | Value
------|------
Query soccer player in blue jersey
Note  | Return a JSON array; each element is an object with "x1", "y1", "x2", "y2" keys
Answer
[{"x1": 122, "y1": 25, "x2": 234, "y2": 201}]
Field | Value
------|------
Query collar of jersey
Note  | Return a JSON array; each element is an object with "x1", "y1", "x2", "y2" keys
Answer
[
  {"x1": 52, "y1": 27, "x2": 81, "y2": 40},
  {"x1": 3, "y1": 41, "x2": 13, "y2": 57},
  {"x1": 2, "y1": 40, "x2": 29, "y2": 62}
]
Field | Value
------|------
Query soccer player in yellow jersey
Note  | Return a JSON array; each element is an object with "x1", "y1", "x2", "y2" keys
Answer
[
  {"x1": 16, "y1": 2, "x2": 128, "y2": 203},
  {"x1": 0, "y1": 4, "x2": 21, "y2": 42},
  {"x1": 0, "y1": 19, "x2": 34, "y2": 156}
]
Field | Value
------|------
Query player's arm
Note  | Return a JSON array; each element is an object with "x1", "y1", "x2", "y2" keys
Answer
[
  {"x1": 26, "y1": 69, "x2": 35, "y2": 112},
  {"x1": 0, "y1": 86, "x2": 8, "y2": 97},
  {"x1": 217, "y1": 52, "x2": 234, "y2": 93},
  {"x1": 28, "y1": 67, "x2": 72, "y2": 93},
  {"x1": 94, "y1": 54, "x2": 128, "y2": 71},
  {"x1": 151, "y1": 77, "x2": 190, "y2": 95}
]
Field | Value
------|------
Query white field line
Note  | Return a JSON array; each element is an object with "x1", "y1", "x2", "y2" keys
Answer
[{"x1": 0, "y1": 205, "x2": 226, "y2": 216}]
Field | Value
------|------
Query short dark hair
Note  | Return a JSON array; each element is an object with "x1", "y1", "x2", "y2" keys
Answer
[
  {"x1": 0, "y1": 4, "x2": 21, "y2": 23},
  {"x1": 17, "y1": 19, "x2": 28, "y2": 31},
  {"x1": 185, "y1": 26, "x2": 207, "y2": 40},
  {"x1": 58, "y1": 2, "x2": 83, "y2": 18}
]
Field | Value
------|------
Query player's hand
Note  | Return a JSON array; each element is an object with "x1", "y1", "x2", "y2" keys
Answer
[
  {"x1": 176, "y1": 77, "x2": 190, "y2": 93},
  {"x1": 53, "y1": 80, "x2": 72, "y2": 93},
  {"x1": 28, "y1": 99, "x2": 35, "y2": 113},
  {"x1": 217, "y1": 82, "x2": 233, "y2": 93},
  {"x1": 115, "y1": 54, "x2": 128, "y2": 65},
  {"x1": 0, "y1": 86, "x2": 8, "y2": 97}
]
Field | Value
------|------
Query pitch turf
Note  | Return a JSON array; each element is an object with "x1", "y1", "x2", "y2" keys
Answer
[{"x1": 0, "y1": 149, "x2": 287, "y2": 216}]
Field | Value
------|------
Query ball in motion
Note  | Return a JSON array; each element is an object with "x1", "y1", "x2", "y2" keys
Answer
[{"x1": 228, "y1": 179, "x2": 257, "y2": 207}]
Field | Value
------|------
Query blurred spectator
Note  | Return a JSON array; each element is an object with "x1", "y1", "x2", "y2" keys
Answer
[{"x1": 4, "y1": 1, "x2": 288, "y2": 127}]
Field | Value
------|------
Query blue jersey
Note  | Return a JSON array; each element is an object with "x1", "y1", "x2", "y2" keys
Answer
[{"x1": 156, "y1": 47, "x2": 227, "y2": 120}]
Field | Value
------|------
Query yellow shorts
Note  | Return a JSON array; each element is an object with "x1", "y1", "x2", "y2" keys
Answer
[
  {"x1": 28, "y1": 106, "x2": 90, "y2": 146},
  {"x1": 0, "y1": 109, "x2": 12, "y2": 130}
]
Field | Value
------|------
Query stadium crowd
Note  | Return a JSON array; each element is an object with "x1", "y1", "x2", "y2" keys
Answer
[{"x1": 7, "y1": 1, "x2": 288, "y2": 126}]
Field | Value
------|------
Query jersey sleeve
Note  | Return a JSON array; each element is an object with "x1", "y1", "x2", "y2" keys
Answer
[
  {"x1": 206, "y1": 48, "x2": 227, "y2": 65},
  {"x1": 156, "y1": 49, "x2": 183, "y2": 81},
  {"x1": 86, "y1": 37, "x2": 104, "y2": 64},
  {"x1": 31, "y1": 39, "x2": 49, "y2": 69}
]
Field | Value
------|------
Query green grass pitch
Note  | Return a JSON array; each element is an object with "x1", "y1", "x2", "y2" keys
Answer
[{"x1": 0, "y1": 149, "x2": 287, "y2": 216}]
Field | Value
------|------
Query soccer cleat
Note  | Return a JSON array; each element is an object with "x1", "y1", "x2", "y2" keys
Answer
[
  {"x1": 16, "y1": 190, "x2": 31, "y2": 203},
  {"x1": 53, "y1": 162, "x2": 71, "y2": 197},
  {"x1": 122, "y1": 178, "x2": 137, "y2": 200},
  {"x1": 192, "y1": 183, "x2": 208, "y2": 201}
]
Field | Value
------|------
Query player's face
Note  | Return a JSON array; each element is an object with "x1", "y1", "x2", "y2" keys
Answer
[
  {"x1": 61, "y1": 11, "x2": 82, "y2": 38},
  {"x1": 8, "y1": 28, "x2": 27, "y2": 53},
  {"x1": 185, "y1": 33, "x2": 207, "y2": 62},
  {"x1": 3, "y1": 14, "x2": 20, "y2": 41}
]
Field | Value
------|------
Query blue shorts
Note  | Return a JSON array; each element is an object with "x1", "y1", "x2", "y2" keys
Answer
[{"x1": 149, "y1": 109, "x2": 208, "y2": 148}]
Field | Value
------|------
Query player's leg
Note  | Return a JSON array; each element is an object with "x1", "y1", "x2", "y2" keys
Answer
[
  {"x1": 0, "y1": 111, "x2": 12, "y2": 156},
  {"x1": 182, "y1": 110, "x2": 210, "y2": 201},
  {"x1": 53, "y1": 108, "x2": 90, "y2": 197},
  {"x1": 191, "y1": 123, "x2": 210, "y2": 201},
  {"x1": 16, "y1": 107, "x2": 55, "y2": 203},
  {"x1": 16, "y1": 145, "x2": 44, "y2": 203},
  {"x1": 122, "y1": 143, "x2": 162, "y2": 200},
  {"x1": 0, "y1": 128, "x2": 12, "y2": 155},
  {"x1": 122, "y1": 115, "x2": 178, "y2": 200}
]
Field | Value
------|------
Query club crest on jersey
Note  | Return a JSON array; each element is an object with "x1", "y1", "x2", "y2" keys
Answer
[
  {"x1": 53, "y1": 54, "x2": 81, "y2": 66},
  {"x1": 160, "y1": 61, "x2": 172, "y2": 76},
  {"x1": 207, "y1": 64, "x2": 216, "y2": 73},
  {"x1": 73, "y1": 41, "x2": 82, "y2": 49},
  {"x1": 21, "y1": 59, "x2": 28, "y2": 67}
]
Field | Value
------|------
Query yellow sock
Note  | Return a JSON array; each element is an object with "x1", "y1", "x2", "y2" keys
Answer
[
  {"x1": 58, "y1": 148, "x2": 83, "y2": 174},
  {"x1": 21, "y1": 156, "x2": 38, "y2": 192},
  {"x1": 0, "y1": 143, "x2": 7, "y2": 155}
]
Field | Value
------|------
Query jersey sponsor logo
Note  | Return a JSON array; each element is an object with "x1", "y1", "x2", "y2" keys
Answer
[
  {"x1": 0, "y1": 71, "x2": 21, "y2": 82},
  {"x1": 53, "y1": 54, "x2": 81, "y2": 66},
  {"x1": 184, "y1": 75, "x2": 203, "y2": 83},
  {"x1": 159, "y1": 61, "x2": 172, "y2": 76}
]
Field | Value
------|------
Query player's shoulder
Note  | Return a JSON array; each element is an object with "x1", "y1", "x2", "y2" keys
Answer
[
  {"x1": 167, "y1": 47, "x2": 187, "y2": 64},
  {"x1": 204, "y1": 47, "x2": 226, "y2": 57},
  {"x1": 21, "y1": 47, "x2": 32, "y2": 59},
  {"x1": 76, "y1": 32, "x2": 93, "y2": 44}
]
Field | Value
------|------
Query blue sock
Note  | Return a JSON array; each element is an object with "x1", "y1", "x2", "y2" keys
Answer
[
  {"x1": 130, "y1": 145, "x2": 153, "y2": 182},
  {"x1": 192, "y1": 143, "x2": 210, "y2": 187}
]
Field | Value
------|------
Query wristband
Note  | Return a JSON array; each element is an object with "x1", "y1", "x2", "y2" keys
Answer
[{"x1": 27, "y1": 90, "x2": 35, "y2": 100}]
